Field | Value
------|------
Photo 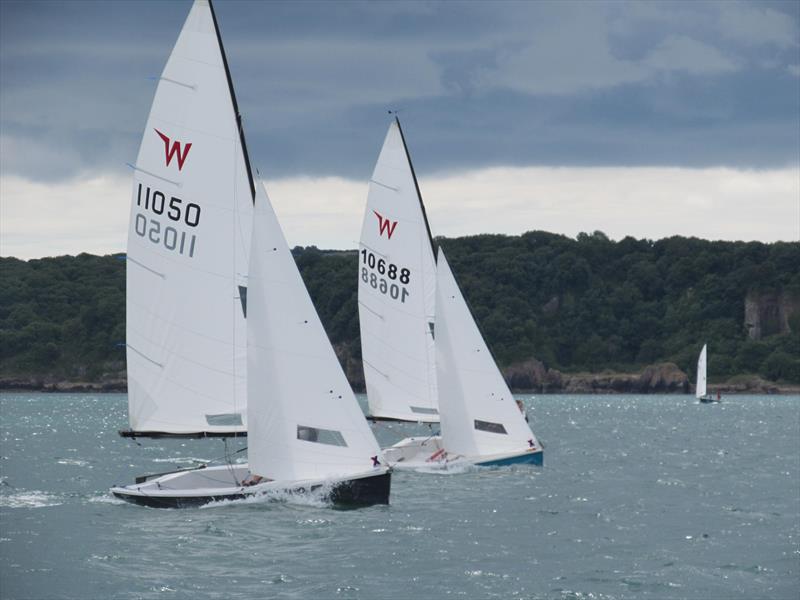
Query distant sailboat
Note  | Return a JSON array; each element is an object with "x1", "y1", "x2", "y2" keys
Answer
[
  {"x1": 695, "y1": 344, "x2": 719, "y2": 403},
  {"x1": 357, "y1": 118, "x2": 439, "y2": 423},
  {"x1": 112, "y1": 0, "x2": 390, "y2": 507},
  {"x1": 383, "y1": 249, "x2": 543, "y2": 468}
]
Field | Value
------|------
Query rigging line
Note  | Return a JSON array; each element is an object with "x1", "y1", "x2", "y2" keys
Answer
[
  {"x1": 206, "y1": 444, "x2": 248, "y2": 466},
  {"x1": 126, "y1": 163, "x2": 181, "y2": 187},
  {"x1": 230, "y1": 120, "x2": 238, "y2": 438},
  {"x1": 221, "y1": 438, "x2": 241, "y2": 486}
]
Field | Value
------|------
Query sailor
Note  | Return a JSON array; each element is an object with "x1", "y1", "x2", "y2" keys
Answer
[{"x1": 241, "y1": 474, "x2": 264, "y2": 487}]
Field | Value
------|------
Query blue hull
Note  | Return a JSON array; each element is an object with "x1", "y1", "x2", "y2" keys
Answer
[{"x1": 477, "y1": 450, "x2": 543, "y2": 467}]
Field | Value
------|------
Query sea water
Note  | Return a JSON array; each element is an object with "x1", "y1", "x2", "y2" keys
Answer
[{"x1": 0, "y1": 393, "x2": 797, "y2": 599}]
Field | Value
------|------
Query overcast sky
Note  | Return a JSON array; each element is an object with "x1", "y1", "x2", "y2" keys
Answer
[{"x1": 1, "y1": 0, "x2": 798, "y2": 258}]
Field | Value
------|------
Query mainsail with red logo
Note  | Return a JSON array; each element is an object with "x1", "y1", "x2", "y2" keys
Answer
[
  {"x1": 357, "y1": 118, "x2": 439, "y2": 422},
  {"x1": 123, "y1": 0, "x2": 255, "y2": 436}
]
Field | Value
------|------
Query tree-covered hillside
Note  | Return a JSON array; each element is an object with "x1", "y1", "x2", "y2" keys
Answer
[{"x1": 1, "y1": 231, "x2": 798, "y2": 387}]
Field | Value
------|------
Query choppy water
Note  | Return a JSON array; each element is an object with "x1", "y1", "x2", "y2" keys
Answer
[{"x1": 0, "y1": 393, "x2": 798, "y2": 599}]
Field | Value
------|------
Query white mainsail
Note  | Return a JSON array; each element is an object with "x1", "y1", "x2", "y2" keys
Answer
[
  {"x1": 696, "y1": 344, "x2": 708, "y2": 399},
  {"x1": 125, "y1": 0, "x2": 253, "y2": 434},
  {"x1": 435, "y1": 249, "x2": 538, "y2": 458},
  {"x1": 357, "y1": 119, "x2": 438, "y2": 422},
  {"x1": 247, "y1": 181, "x2": 382, "y2": 481}
]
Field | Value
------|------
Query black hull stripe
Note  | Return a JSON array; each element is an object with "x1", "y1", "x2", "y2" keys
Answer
[
  {"x1": 118, "y1": 429, "x2": 247, "y2": 439},
  {"x1": 366, "y1": 415, "x2": 439, "y2": 424}
]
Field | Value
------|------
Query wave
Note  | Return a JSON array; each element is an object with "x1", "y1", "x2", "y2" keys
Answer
[{"x1": 0, "y1": 490, "x2": 63, "y2": 508}]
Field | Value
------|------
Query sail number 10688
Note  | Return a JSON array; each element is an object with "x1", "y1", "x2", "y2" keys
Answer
[{"x1": 360, "y1": 249, "x2": 410, "y2": 303}]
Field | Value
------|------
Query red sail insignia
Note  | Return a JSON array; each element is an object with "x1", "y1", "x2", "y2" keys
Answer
[
  {"x1": 154, "y1": 129, "x2": 192, "y2": 171},
  {"x1": 373, "y1": 210, "x2": 398, "y2": 239}
]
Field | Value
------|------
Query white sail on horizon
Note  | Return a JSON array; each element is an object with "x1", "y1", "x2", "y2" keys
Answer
[
  {"x1": 125, "y1": 0, "x2": 253, "y2": 434},
  {"x1": 696, "y1": 344, "x2": 708, "y2": 399},
  {"x1": 357, "y1": 119, "x2": 439, "y2": 422}
]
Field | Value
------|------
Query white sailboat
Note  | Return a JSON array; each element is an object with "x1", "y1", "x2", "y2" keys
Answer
[
  {"x1": 357, "y1": 118, "x2": 439, "y2": 423},
  {"x1": 112, "y1": 182, "x2": 391, "y2": 507},
  {"x1": 695, "y1": 343, "x2": 718, "y2": 403},
  {"x1": 383, "y1": 249, "x2": 543, "y2": 468},
  {"x1": 112, "y1": 0, "x2": 390, "y2": 507}
]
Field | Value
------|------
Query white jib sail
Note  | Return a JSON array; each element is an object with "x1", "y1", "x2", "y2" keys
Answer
[
  {"x1": 126, "y1": 0, "x2": 253, "y2": 434},
  {"x1": 247, "y1": 181, "x2": 382, "y2": 481},
  {"x1": 357, "y1": 119, "x2": 438, "y2": 422},
  {"x1": 696, "y1": 344, "x2": 708, "y2": 399},
  {"x1": 435, "y1": 249, "x2": 538, "y2": 458}
]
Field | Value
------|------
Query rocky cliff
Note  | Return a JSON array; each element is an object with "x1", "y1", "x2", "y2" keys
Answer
[
  {"x1": 503, "y1": 359, "x2": 689, "y2": 394},
  {"x1": 745, "y1": 289, "x2": 800, "y2": 340}
]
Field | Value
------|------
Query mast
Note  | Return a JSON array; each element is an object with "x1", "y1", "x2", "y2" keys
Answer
[
  {"x1": 208, "y1": 0, "x2": 256, "y2": 204},
  {"x1": 394, "y1": 116, "x2": 437, "y2": 258}
]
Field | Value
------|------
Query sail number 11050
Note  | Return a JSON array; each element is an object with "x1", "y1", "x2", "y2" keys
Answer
[{"x1": 360, "y1": 249, "x2": 410, "y2": 303}]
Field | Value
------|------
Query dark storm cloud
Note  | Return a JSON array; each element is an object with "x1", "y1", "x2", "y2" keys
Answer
[{"x1": 1, "y1": 0, "x2": 798, "y2": 183}]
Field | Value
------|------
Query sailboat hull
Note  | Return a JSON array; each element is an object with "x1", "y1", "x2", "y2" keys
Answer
[
  {"x1": 110, "y1": 465, "x2": 391, "y2": 509},
  {"x1": 475, "y1": 451, "x2": 543, "y2": 467},
  {"x1": 383, "y1": 436, "x2": 543, "y2": 469},
  {"x1": 697, "y1": 396, "x2": 720, "y2": 404}
]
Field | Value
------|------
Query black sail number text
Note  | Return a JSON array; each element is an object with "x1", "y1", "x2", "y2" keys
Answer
[
  {"x1": 360, "y1": 249, "x2": 410, "y2": 303},
  {"x1": 134, "y1": 183, "x2": 199, "y2": 257}
]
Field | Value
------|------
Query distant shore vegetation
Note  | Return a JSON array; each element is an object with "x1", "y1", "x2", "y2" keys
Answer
[{"x1": 1, "y1": 231, "x2": 798, "y2": 388}]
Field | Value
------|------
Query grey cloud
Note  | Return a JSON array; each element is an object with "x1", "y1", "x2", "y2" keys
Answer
[
  {"x1": 642, "y1": 35, "x2": 738, "y2": 74},
  {"x1": 717, "y1": 1, "x2": 799, "y2": 47},
  {"x1": 1, "y1": 0, "x2": 797, "y2": 184}
]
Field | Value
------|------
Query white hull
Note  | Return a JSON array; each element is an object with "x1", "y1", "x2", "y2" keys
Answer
[
  {"x1": 110, "y1": 464, "x2": 391, "y2": 508},
  {"x1": 382, "y1": 436, "x2": 543, "y2": 470}
]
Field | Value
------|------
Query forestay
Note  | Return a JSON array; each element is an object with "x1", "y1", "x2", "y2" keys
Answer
[
  {"x1": 696, "y1": 344, "x2": 708, "y2": 399},
  {"x1": 358, "y1": 119, "x2": 439, "y2": 422},
  {"x1": 125, "y1": 0, "x2": 253, "y2": 434},
  {"x1": 435, "y1": 249, "x2": 538, "y2": 458},
  {"x1": 247, "y1": 181, "x2": 382, "y2": 481}
]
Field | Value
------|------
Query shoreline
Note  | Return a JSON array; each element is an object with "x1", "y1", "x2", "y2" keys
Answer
[{"x1": 1, "y1": 376, "x2": 798, "y2": 395}]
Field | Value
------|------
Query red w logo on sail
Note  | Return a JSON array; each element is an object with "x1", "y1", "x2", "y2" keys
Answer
[
  {"x1": 373, "y1": 210, "x2": 398, "y2": 239},
  {"x1": 154, "y1": 129, "x2": 192, "y2": 170}
]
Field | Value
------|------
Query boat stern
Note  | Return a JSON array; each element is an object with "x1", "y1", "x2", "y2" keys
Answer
[{"x1": 329, "y1": 470, "x2": 391, "y2": 508}]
